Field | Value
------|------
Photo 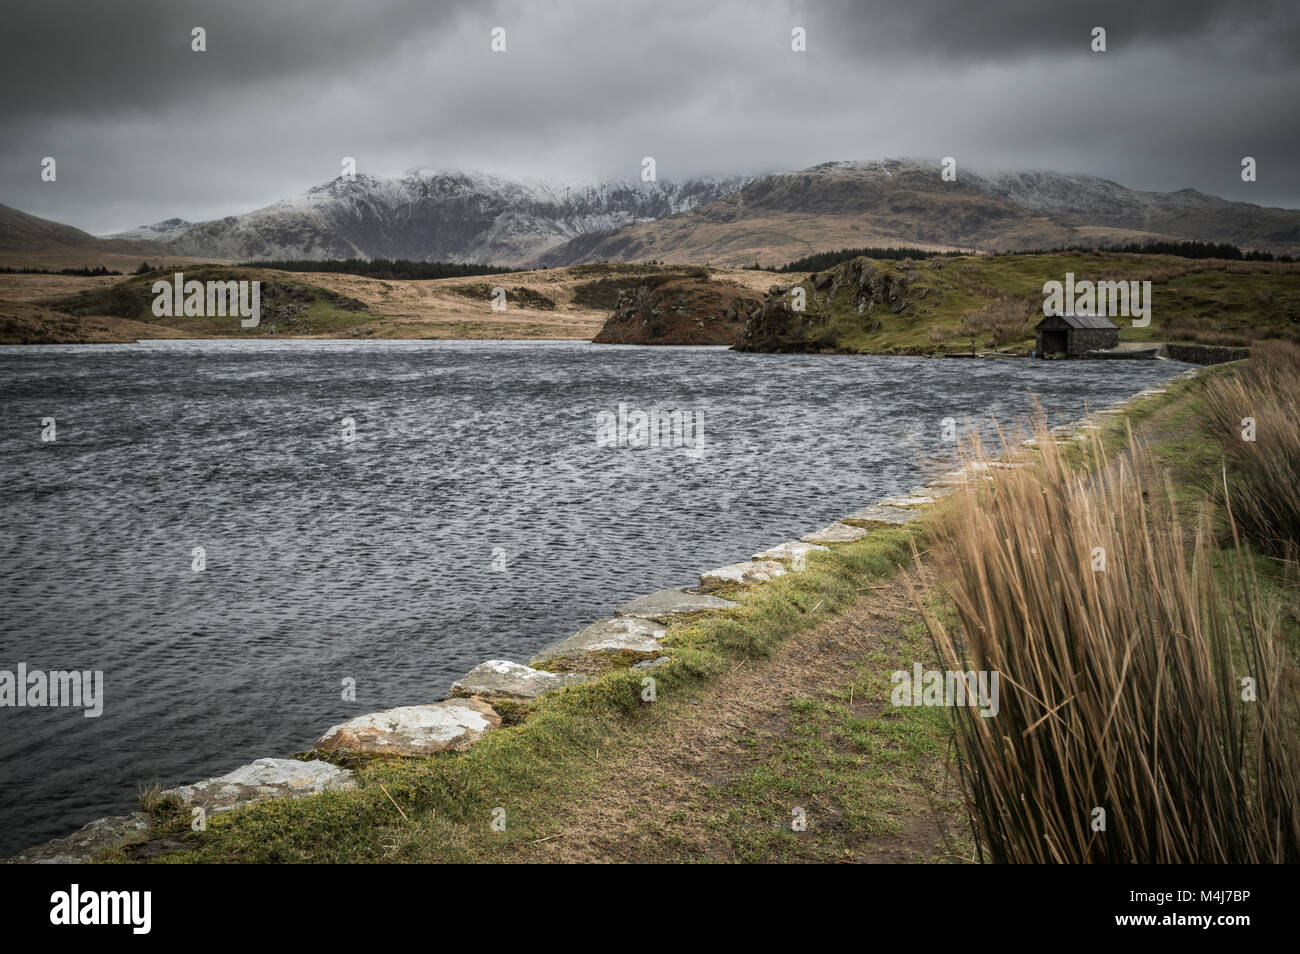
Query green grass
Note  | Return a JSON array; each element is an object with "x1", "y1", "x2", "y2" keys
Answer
[{"x1": 691, "y1": 620, "x2": 970, "y2": 863}]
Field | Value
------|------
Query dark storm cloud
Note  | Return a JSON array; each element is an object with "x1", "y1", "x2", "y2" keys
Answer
[
  {"x1": 1, "y1": 0, "x2": 1296, "y2": 234},
  {"x1": 0, "y1": 0, "x2": 491, "y2": 119},
  {"x1": 813, "y1": 0, "x2": 1295, "y2": 61}
]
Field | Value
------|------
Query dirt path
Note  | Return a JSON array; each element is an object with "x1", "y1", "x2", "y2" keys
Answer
[{"x1": 505, "y1": 565, "x2": 971, "y2": 863}]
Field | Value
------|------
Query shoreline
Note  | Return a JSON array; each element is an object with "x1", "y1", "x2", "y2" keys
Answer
[
  {"x1": 0, "y1": 335, "x2": 1248, "y2": 368},
  {"x1": 5, "y1": 363, "x2": 1207, "y2": 864}
]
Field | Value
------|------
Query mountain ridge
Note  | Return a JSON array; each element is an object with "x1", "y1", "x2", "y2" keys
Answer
[
  {"x1": 106, "y1": 169, "x2": 757, "y2": 267},
  {"x1": 6, "y1": 159, "x2": 1298, "y2": 269}
]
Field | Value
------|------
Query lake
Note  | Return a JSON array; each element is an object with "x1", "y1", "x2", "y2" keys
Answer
[{"x1": 0, "y1": 339, "x2": 1189, "y2": 855}]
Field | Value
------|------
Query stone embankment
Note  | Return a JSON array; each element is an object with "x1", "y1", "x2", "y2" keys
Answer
[
  {"x1": 1162, "y1": 343, "x2": 1250, "y2": 365},
  {"x1": 7, "y1": 367, "x2": 1208, "y2": 862}
]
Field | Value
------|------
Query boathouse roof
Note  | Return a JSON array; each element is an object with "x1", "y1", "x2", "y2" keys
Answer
[{"x1": 1035, "y1": 313, "x2": 1120, "y2": 331}]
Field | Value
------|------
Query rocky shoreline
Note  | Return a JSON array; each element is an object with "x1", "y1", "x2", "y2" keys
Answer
[{"x1": 5, "y1": 367, "x2": 1206, "y2": 863}]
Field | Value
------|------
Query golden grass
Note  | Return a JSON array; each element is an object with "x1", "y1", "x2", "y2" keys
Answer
[
  {"x1": 1203, "y1": 341, "x2": 1300, "y2": 560},
  {"x1": 912, "y1": 419, "x2": 1300, "y2": 863}
]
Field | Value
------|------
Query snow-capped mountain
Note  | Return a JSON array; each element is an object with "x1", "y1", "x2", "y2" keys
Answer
[{"x1": 109, "y1": 170, "x2": 756, "y2": 266}]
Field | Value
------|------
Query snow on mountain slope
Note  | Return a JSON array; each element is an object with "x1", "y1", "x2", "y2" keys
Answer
[
  {"x1": 111, "y1": 170, "x2": 755, "y2": 266},
  {"x1": 109, "y1": 217, "x2": 196, "y2": 243}
]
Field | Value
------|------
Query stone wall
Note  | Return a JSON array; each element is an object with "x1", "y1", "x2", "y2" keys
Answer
[
  {"x1": 1068, "y1": 327, "x2": 1120, "y2": 356},
  {"x1": 1164, "y1": 343, "x2": 1251, "y2": 365}
]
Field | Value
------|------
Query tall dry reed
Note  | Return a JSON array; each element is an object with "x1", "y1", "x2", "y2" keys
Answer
[
  {"x1": 1203, "y1": 341, "x2": 1300, "y2": 561},
  {"x1": 913, "y1": 424, "x2": 1299, "y2": 863}
]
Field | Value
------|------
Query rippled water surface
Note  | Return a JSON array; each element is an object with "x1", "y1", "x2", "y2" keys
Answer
[{"x1": 0, "y1": 339, "x2": 1189, "y2": 854}]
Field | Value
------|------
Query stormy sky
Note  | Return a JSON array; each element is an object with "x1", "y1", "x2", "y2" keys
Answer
[{"x1": 2, "y1": 0, "x2": 1297, "y2": 234}]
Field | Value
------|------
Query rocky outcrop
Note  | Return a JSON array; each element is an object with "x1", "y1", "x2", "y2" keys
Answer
[
  {"x1": 165, "y1": 757, "x2": 357, "y2": 812},
  {"x1": 592, "y1": 276, "x2": 762, "y2": 345},
  {"x1": 730, "y1": 283, "x2": 820, "y2": 352},
  {"x1": 733, "y1": 259, "x2": 914, "y2": 353},
  {"x1": 315, "y1": 698, "x2": 501, "y2": 755}
]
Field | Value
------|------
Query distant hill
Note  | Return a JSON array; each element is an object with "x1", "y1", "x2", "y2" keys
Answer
[
  {"x1": 0, "y1": 204, "x2": 164, "y2": 256},
  {"x1": 0, "y1": 203, "x2": 177, "y2": 270},
  {"x1": 0, "y1": 204, "x2": 102, "y2": 252}
]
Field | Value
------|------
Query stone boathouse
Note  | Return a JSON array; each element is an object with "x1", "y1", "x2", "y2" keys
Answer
[{"x1": 1035, "y1": 313, "x2": 1120, "y2": 358}]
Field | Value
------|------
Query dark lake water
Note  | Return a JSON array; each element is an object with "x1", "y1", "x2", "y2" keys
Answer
[{"x1": 0, "y1": 339, "x2": 1188, "y2": 855}]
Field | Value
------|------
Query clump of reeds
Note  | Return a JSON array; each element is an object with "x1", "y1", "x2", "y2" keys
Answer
[
  {"x1": 913, "y1": 423, "x2": 1300, "y2": 863},
  {"x1": 1203, "y1": 340, "x2": 1300, "y2": 561}
]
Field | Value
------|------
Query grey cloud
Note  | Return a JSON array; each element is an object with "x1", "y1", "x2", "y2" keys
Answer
[
  {"x1": 1, "y1": 0, "x2": 1296, "y2": 234},
  {"x1": 810, "y1": 0, "x2": 1285, "y2": 59},
  {"x1": 0, "y1": 0, "x2": 493, "y2": 120}
]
